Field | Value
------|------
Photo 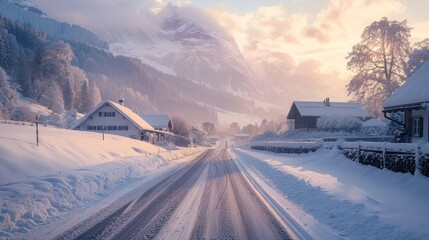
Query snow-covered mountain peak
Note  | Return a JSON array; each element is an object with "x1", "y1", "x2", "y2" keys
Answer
[
  {"x1": 105, "y1": 4, "x2": 259, "y2": 96},
  {"x1": 8, "y1": 0, "x2": 45, "y2": 16}
]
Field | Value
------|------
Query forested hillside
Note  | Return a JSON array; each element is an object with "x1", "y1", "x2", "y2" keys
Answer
[
  {"x1": 0, "y1": 15, "x2": 100, "y2": 119},
  {"x1": 0, "y1": 13, "x2": 218, "y2": 124},
  {"x1": 0, "y1": 0, "x2": 107, "y2": 49}
]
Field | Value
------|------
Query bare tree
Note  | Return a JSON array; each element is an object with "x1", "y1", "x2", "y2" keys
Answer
[
  {"x1": 202, "y1": 122, "x2": 216, "y2": 135},
  {"x1": 346, "y1": 17, "x2": 411, "y2": 116},
  {"x1": 171, "y1": 116, "x2": 190, "y2": 138},
  {"x1": 229, "y1": 122, "x2": 240, "y2": 133}
]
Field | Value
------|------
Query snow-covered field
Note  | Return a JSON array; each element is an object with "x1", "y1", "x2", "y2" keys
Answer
[
  {"x1": 0, "y1": 123, "x2": 205, "y2": 239},
  {"x1": 234, "y1": 146, "x2": 429, "y2": 240}
]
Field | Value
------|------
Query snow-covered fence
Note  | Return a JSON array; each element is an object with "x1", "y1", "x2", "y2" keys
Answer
[
  {"x1": 250, "y1": 141, "x2": 323, "y2": 154},
  {"x1": 0, "y1": 119, "x2": 35, "y2": 126},
  {"x1": 323, "y1": 136, "x2": 395, "y2": 143},
  {"x1": 0, "y1": 119, "x2": 55, "y2": 128},
  {"x1": 339, "y1": 142, "x2": 429, "y2": 176}
]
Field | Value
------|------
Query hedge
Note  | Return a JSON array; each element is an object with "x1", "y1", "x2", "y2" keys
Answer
[
  {"x1": 339, "y1": 146, "x2": 418, "y2": 175},
  {"x1": 251, "y1": 145, "x2": 318, "y2": 154}
]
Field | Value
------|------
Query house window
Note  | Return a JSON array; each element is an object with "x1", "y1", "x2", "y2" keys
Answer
[
  {"x1": 99, "y1": 112, "x2": 116, "y2": 117},
  {"x1": 119, "y1": 126, "x2": 129, "y2": 131},
  {"x1": 87, "y1": 125, "x2": 96, "y2": 131},
  {"x1": 413, "y1": 118, "x2": 423, "y2": 137}
]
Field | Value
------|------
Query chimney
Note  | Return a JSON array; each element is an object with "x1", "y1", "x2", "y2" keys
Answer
[
  {"x1": 324, "y1": 97, "x2": 330, "y2": 107},
  {"x1": 119, "y1": 98, "x2": 125, "y2": 106}
]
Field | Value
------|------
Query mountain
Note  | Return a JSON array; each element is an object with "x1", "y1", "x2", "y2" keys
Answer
[
  {"x1": 0, "y1": 0, "x2": 107, "y2": 49},
  {"x1": 103, "y1": 4, "x2": 259, "y2": 97},
  {"x1": 0, "y1": 1, "x2": 281, "y2": 126}
]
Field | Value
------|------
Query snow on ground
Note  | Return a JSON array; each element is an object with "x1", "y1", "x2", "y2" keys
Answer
[
  {"x1": 0, "y1": 123, "x2": 205, "y2": 239},
  {"x1": 233, "y1": 146, "x2": 429, "y2": 240}
]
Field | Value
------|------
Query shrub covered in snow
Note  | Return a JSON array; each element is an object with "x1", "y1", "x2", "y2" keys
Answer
[
  {"x1": 420, "y1": 154, "x2": 429, "y2": 177},
  {"x1": 251, "y1": 145, "x2": 318, "y2": 154},
  {"x1": 317, "y1": 115, "x2": 362, "y2": 133},
  {"x1": 250, "y1": 141, "x2": 322, "y2": 154},
  {"x1": 338, "y1": 143, "x2": 418, "y2": 175}
]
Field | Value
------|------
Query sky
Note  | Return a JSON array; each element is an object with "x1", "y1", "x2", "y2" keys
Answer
[{"x1": 32, "y1": 0, "x2": 429, "y2": 103}]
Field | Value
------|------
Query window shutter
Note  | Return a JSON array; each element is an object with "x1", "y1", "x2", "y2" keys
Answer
[{"x1": 419, "y1": 117, "x2": 424, "y2": 137}]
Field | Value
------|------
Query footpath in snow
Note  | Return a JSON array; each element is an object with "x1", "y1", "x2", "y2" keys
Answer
[
  {"x1": 0, "y1": 124, "x2": 205, "y2": 239},
  {"x1": 233, "y1": 146, "x2": 429, "y2": 240}
]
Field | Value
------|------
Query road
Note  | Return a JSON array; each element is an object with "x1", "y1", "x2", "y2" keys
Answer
[{"x1": 55, "y1": 148, "x2": 298, "y2": 240}]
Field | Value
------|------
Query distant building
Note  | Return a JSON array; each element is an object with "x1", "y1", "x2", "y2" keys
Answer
[
  {"x1": 383, "y1": 61, "x2": 429, "y2": 143},
  {"x1": 287, "y1": 99, "x2": 370, "y2": 129},
  {"x1": 234, "y1": 133, "x2": 250, "y2": 141},
  {"x1": 140, "y1": 114, "x2": 173, "y2": 132},
  {"x1": 71, "y1": 99, "x2": 169, "y2": 142}
]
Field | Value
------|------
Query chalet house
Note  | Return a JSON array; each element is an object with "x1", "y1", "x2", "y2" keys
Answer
[
  {"x1": 383, "y1": 61, "x2": 429, "y2": 143},
  {"x1": 140, "y1": 114, "x2": 174, "y2": 132},
  {"x1": 71, "y1": 99, "x2": 161, "y2": 142},
  {"x1": 287, "y1": 99, "x2": 369, "y2": 129},
  {"x1": 140, "y1": 114, "x2": 174, "y2": 142}
]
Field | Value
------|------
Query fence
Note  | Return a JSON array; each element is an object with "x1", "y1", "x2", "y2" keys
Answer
[
  {"x1": 338, "y1": 142, "x2": 429, "y2": 177},
  {"x1": 0, "y1": 119, "x2": 56, "y2": 128},
  {"x1": 323, "y1": 136, "x2": 395, "y2": 143},
  {"x1": 0, "y1": 119, "x2": 36, "y2": 126},
  {"x1": 250, "y1": 140, "x2": 429, "y2": 177},
  {"x1": 250, "y1": 141, "x2": 323, "y2": 154}
]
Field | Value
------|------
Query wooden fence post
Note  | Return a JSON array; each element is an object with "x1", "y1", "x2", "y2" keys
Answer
[
  {"x1": 357, "y1": 141, "x2": 361, "y2": 162},
  {"x1": 382, "y1": 143, "x2": 386, "y2": 169},
  {"x1": 35, "y1": 116, "x2": 39, "y2": 147},
  {"x1": 416, "y1": 143, "x2": 422, "y2": 175}
]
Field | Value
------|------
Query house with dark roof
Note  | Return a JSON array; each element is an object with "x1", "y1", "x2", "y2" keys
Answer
[
  {"x1": 383, "y1": 61, "x2": 429, "y2": 143},
  {"x1": 287, "y1": 99, "x2": 370, "y2": 129},
  {"x1": 70, "y1": 99, "x2": 169, "y2": 142}
]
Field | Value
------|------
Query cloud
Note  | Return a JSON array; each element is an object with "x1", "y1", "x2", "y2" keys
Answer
[
  {"x1": 32, "y1": 0, "x2": 165, "y2": 33},
  {"x1": 205, "y1": 0, "x2": 409, "y2": 102}
]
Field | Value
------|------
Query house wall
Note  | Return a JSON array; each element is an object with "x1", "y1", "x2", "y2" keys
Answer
[
  {"x1": 411, "y1": 109, "x2": 429, "y2": 143},
  {"x1": 294, "y1": 116, "x2": 318, "y2": 129},
  {"x1": 75, "y1": 103, "x2": 141, "y2": 139}
]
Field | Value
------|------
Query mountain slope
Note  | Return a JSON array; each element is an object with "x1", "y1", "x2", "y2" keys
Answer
[{"x1": 105, "y1": 4, "x2": 260, "y2": 97}]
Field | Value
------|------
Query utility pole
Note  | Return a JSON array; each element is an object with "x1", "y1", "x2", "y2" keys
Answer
[{"x1": 35, "y1": 116, "x2": 39, "y2": 147}]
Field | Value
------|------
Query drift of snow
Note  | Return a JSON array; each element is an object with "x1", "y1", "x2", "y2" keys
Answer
[
  {"x1": 233, "y1": 146, "x2": 429, "y2": 240},
  {"x1": 0, "y1": 123, "x2": 204, "y2": 238}
]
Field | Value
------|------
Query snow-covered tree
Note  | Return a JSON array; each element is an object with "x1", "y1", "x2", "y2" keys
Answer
[
  {"x1": 346, "y1": 17, "x2": 411, "y2": 117},
  {"x1": 230, "y1": 122, "x2": 240, "y2": 133},
  {"x1": 202, "y1": 122, "x2": 216, "y2": 135},
  {"x1": 172, "y1": 116, "x2": 190, "y2": 138},
  {"x1": 39, "y1": 81, "x2": 64, "y2": 114},
  {"x1": 0, "y1": 66, "x2": 19, "y2": 119},
  {"x1": 11, "y1": 105, "x2": 34, "y2": 122},
  {"x1": 317, "y1": 115, "x2": 362, "y2": 133},
  {"x1": 88, "y1": 78, "x2": 101, "y2": 107},
  {"x1": 406, "y1": 38, "x2": 429, "y2": 77}
]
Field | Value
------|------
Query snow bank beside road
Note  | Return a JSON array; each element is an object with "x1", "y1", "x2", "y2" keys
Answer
[
  {"x1": 234, "y1": 147, "x2": 429, "y2": 240},
  {"x1": 0, "y1": 124, "x2": 205, "y2": 238},
  {"x1": 1, "y1": 124, "x2": 158, "y2": 185}
]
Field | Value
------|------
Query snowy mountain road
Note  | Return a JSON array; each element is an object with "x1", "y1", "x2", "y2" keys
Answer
[{"x1": 55, "y1": 148, "x2": 298, "y2": 240}]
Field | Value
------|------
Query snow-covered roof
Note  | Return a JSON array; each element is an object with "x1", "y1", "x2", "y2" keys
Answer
[
  {"x1": 140, "y1": 114, "x2": 172, "y2": 130},
  {"x1": 290, "y1": 101, "x2": 369, "y2": 118},
  {"x1": 362, "y1": 119, "x2": 387, "y2": 127},
  {"x1": 384, "y1": 61, "x2": 429, "y2": 109},
  {"x1": 71, "y1": 100, "x2": 155, "y2": 132}
]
